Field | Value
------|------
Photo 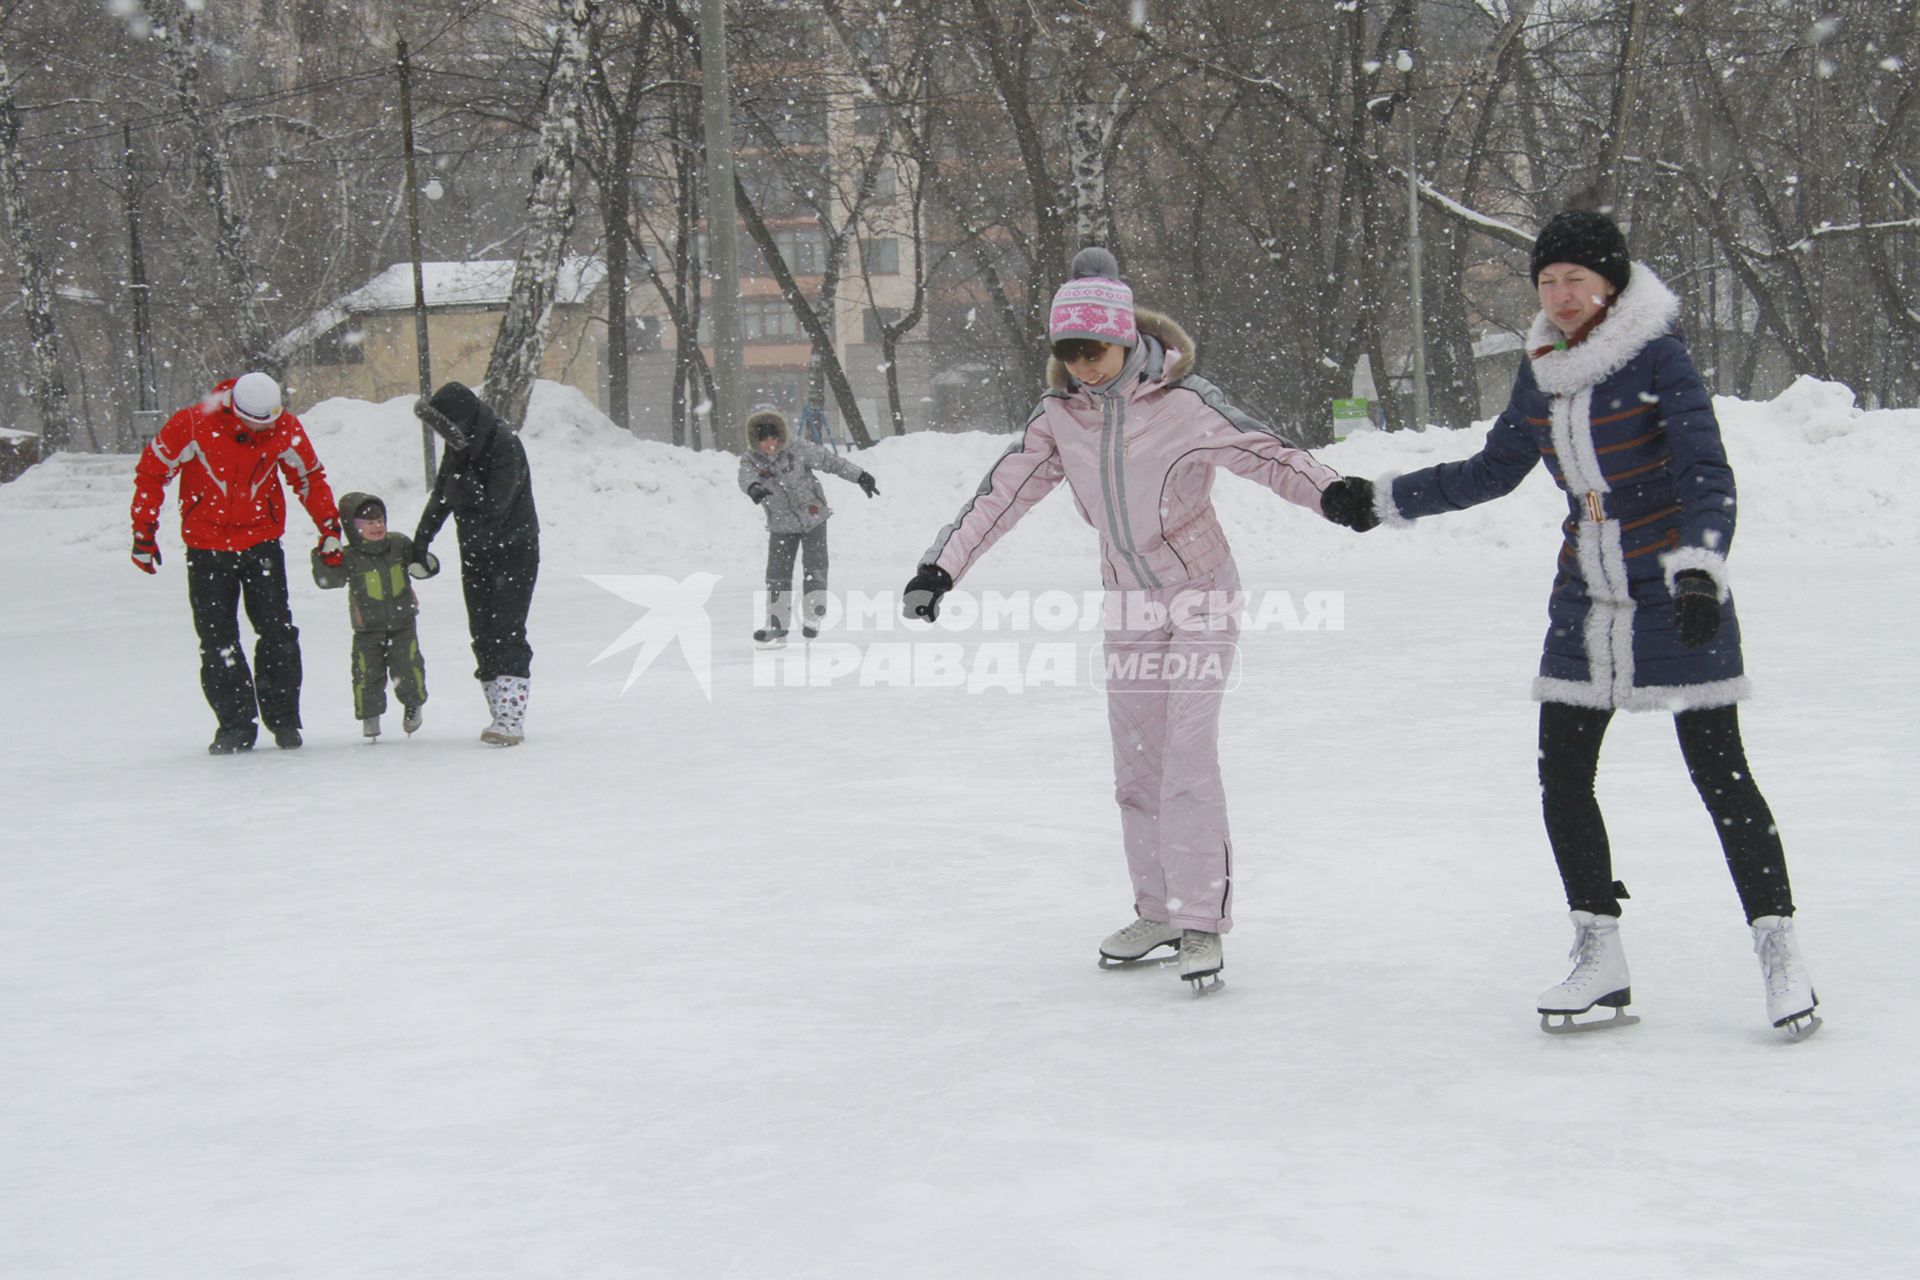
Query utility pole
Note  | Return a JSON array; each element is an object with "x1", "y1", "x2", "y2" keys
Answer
[
  {"x1": 699, "y1": 0, "x2": 745, "y2": 452},
  {"x1": 124, "y1": 124, "x2": 155, "y2": 417},
  {"x1": 1399, "y1": 49, "x2": 1430, "y2": 432},
  {"x1": 398, "y1": 38, "x2": 436, "y2": 488}
]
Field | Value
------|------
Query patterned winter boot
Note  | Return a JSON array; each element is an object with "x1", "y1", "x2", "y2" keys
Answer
[{"x1": 481, "y1": 676, "x2": 528, "y2": 746}]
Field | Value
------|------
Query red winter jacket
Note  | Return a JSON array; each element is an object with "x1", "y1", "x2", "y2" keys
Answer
[{"x1": 131, "y1": 378, "x2": 340, "y2": 552}]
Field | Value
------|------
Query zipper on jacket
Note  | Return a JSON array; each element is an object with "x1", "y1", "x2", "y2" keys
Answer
[{"x1": 1098, "y1": 393, "x2": 1160, "y2": 589}]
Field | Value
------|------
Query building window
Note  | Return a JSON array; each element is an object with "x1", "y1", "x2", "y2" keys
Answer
[
  {"x1": 849, "y1": 25, "x2": 890, "y2": 68},
  {"x1": 854, "y1": 101, "x2": 888, "y2": 138},
  {"x1": 631, "y1": 315, "x2": 661, "y2": 353},
  {"x1": 699, "y1": 299, "x2": 809, "y2": 345},
  {"x1": 739, "y1": 159, "x2": 828, "y2": 216},
  {"x1": 860, "y1": 238, "x2": 900, "y2": 275},
  {"x1": 743, "y1": 12, "x2": 822, "y2": 61},
  {"x1": 757, "y1": 97, "x2": 828, "y2": 146},
  {"x1": 863, "y1": 306, "x2": 904, "y2": 345},
  {"x1": 770, "y1": 227, "x2": 828, "y2": 275},
  {"x1": 310, "y1": 323, "x2": 365, "y2": 366}
]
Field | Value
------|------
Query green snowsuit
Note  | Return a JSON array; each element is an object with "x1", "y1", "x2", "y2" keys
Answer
[{"x1": 313, "y1": 491, "x2": 428, "y2": 719}]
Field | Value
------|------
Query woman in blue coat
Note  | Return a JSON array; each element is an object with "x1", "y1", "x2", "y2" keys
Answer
[{"x1": 1353, "y1": 210, "x2": 1819, "y2": 1037}]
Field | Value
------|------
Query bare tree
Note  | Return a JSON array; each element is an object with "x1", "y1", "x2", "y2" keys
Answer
[
  {"x1": 484, "y1": 0, "x2": 601, "y2": 427},
  {"x1": 140, "y1": 0, "x2": 279, "y2": 376},
  {"x1": 0, "y1": 51, "x2": 78, "y2": 451}
]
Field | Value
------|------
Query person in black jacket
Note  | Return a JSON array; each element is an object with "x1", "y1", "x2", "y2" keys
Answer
[{"x1": 412, "y1": 382, "x2": 540, "y2": 746}]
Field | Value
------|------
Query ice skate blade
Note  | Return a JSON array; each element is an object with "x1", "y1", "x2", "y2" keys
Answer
[
  {"x1": 1098, "y1": 944, "x2": 1179, "y2": 967},
  {"x1": 1779, "y1": 1012, "x2": 1822, "y2": 1041},
  {"x1": 754, "y1": 638, "x2": 788, "y2": 651},
  {"x1": 1540, "y1": 1007, "x2": 1640, "y2": 1034},
  {"x1": 1184, "y1": 973, "x2": 1224, "y2": 996}
]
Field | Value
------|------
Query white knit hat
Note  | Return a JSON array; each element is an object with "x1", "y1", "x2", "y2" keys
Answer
[{"x1": 231, "y1": 371, "x2": 283, "y2": 425}]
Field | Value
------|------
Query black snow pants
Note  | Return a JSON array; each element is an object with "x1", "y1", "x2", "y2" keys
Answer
[
  {"x1": 460, "y1": 549, "x2": 538, "y2": 682},
  {"x1": 1538, "y1": 701, "x2": 1796, "y2": 923},
  {"x1": 765, "y1": 524, "x2": 829, "y2": 629},
  {"x1": 185, "y1": 541, "x2": 302, "y2": 735}
]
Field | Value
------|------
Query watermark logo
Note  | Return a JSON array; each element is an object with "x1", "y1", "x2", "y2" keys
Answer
[
  {"x1": 589, "y1": 581, "x2": 1341, "y2": 696},
  {"x1": 586, "y1": 573, "x2": 721, "y2": 698}
]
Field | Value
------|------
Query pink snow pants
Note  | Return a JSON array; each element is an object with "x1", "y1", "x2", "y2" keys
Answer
[{"x1": 1101, "y1": 562, "x2": 1241, "y2": 934}]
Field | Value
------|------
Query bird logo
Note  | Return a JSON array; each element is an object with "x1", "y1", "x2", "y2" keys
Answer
[{"x1": 586, "y1": 572, "x2": 722, "y2": 699}]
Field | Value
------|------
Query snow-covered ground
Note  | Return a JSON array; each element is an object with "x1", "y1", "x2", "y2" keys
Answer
[{"x1": 3, "y1": 378, "x2": 1915, "y2": 1278}]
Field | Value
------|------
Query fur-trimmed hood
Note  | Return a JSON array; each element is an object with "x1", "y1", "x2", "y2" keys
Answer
[
  {"x1": 1527, "y1": 262, "x2": 1682, "y2": 396},
  {"x1": 338, "y1": 490, "x2": 393, "y2": 548},
  {"x1": 1046, "y1": 307, "x2": 1197, "y2": 393},
  {"x1": 746, "y1": 408, "x2": 791, "y2": 449}
]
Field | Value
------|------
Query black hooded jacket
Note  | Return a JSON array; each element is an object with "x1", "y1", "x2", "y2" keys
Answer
[{"x1": 413, "y1": 383, "x2": 539, "y2": 561}]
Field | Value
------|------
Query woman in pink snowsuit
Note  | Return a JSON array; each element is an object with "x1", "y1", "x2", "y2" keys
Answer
[{"x1": 902, "y1": 248, "x2": 1378, "y2": 989}]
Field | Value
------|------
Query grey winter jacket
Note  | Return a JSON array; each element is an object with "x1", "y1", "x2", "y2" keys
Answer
[{"x1": 737, "y1": 409, "x2": 866, "y2": 534}]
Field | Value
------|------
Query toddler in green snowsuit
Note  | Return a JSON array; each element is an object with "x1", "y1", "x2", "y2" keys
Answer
[{"x1": 312, "y1": 491, "x2": 440, "y2": 738}]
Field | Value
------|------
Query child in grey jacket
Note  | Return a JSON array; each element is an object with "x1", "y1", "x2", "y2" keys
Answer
[{"x1": 737, "y1": 408, "x2": 878, "y2": 645}]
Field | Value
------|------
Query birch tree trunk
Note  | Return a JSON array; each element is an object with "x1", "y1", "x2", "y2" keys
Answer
[
  {"x1": 1067, "y1": 82, "x2": 1124, "y2": 249},
  {"x1": 142, "y1": 1, "x2": 277, "y2": 378},
  {"x1": 0, "y1": 56, "x2": 77, "y2": 454},
  {"x1": 484, "y1": 0, "x2": 599, "y2": 428}
]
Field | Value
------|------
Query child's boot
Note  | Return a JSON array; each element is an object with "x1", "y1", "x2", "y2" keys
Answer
[
  {"x1": 402, "y1": 704, "x2": 423, "y2": 736},
  {"x1": 362, "y1": 715, "x2": 380, "y2": 740}
]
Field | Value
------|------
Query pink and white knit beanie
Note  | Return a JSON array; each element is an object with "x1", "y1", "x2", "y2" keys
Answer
[{"x1": 1048, "y1": 247, "x2": 1137, "y2": 348}]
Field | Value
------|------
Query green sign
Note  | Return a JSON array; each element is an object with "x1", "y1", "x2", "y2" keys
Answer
[{"x1": 1331, "y1": 397, "x2": 1372, "y2": 440}]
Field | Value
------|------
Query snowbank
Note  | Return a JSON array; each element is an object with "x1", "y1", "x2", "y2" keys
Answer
[{"x1": 7, "y1": 374, "x2": 1914, "y2": 579}]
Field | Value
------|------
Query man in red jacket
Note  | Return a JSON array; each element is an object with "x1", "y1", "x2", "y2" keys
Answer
[{"x1": 130, "y1": 372, "x2": 343, "y2": 754}]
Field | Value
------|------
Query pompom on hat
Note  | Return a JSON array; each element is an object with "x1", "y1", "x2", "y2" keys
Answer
[
  {"x1": 1047, "y1": 247, "x2": 1138, "y2": 349},
  {"x1": 1530, "y1": 210, "x2": 1632, "y2": 294}
]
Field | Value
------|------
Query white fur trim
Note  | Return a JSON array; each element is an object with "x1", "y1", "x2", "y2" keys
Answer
[
  {"x1": 1550, "y1": 388, "x2": 1608, "y2": 495},
  {"x1": 1572, "y1": 519, "x2": 1637, "y2": 706},
  {"x1": 1528, "y1": 263, "x2": 1681, "y2": 397},
  {"x1": 1536, "y1": 675, "x2": 1752, "y2": 713},
  {"x1": 1662, "y1": 546, "x2": 1731, "y2": 600},
  {"x1": 1371, "y1": 471, "x2": 1412, "y2": 528}
]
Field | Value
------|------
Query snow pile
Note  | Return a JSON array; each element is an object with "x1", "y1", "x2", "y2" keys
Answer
[{"x1": 7, "y1": 375, "x2": 1913, "y2": 582}]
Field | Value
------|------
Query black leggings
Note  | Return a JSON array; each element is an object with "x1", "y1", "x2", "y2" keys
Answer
[{"x1": 1538, "y1": 701, "x2": 1794, "y2": 923}]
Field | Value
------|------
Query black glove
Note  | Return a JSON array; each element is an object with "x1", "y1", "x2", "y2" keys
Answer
[
  {"x1": 1673, "y1": 570, "x2": 1721, "y2": 648},
  {"x1": 902, "y1": 564, "x2": 953, "y2": 622},
  {"x1": 407, "y1": 549, "x2": 441, "y2": 581},
  {"x1": 858, "y1": 472, "x2": 879, "y2": 499},
  {"x1": 747, "y1": 482, "x2": 770, "y2": 505},
  {"x1": 1320, "y1": 477, "x2": 1379, "y2": 532}
]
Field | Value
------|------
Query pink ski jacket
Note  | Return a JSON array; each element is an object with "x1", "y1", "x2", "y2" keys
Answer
[{"x1": 924, "y1": 311, "x2": 1341, "y2": 590}]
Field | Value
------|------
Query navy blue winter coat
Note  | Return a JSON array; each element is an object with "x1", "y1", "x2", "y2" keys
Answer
[{"x1": 1382, "y1": 265, "x2": 1747, "y2": 712}]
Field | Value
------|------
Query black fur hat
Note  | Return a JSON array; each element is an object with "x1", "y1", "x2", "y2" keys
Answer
[{"x1": 1530, "y1": 210, "x2": 1631, "y2": 293}]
